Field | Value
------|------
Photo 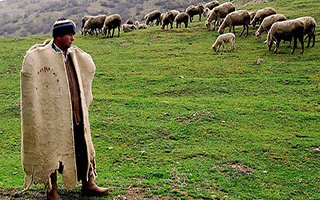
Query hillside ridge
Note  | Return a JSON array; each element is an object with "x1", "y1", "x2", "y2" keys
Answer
[{"x1": 0, "y1": 0, "x2": 265, "y2": 36}]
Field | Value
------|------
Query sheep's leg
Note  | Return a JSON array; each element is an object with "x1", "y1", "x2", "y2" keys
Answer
[
  {"x1": 239, "y1": 25, "x2": 245, "y2": 37},
  {"x1": 291, "y1": 36, "x2": 298, "y2": 54},
  {"x1": 311, "y1": 33, "x2": 315, "y2": 47},
  {"x1": 118, "y1": 26, "x2": 120, "y2": 37},
  {"x1": 274, "y1": 40, "x2": 280, "y2": 53},
  {"x1": 170, "y1": 22, "x2": 173, "y2": 29},
  {"x1": 298, "y1": 35, "x2": 304, "y2": 54}
]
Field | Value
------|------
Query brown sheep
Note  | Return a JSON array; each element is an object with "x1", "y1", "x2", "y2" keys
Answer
[
  {"x1": 204, "y1": 1, "x2": 219, "y2": 10},
  {"x1": 186, "y1": 3, "x2": 205, "y2": 22},
  {"x1": 175, "y1": 12, "x2": 189, "y2": 28},
  {"x1": 205, "y1": 2, "x2": 235, "y2": 31},
  {"x1": 81, "y1": 15, "x2": 92, "y2": 35},
  {"x1": 266, "y1": 19, "x2": 304, "y2": 54},
  {"x1": 218, "y1": 10, "x2": 251, "y2": 37},
  {"x1": 296, "y1": 16, "x2": 317, "y2": 48},
  {"x1": 144, "y1": 10, "x2": 161, "y2": 26},
  {"x1": 122, "y1": 24, "x2": 136, "y2": 32},
  {"x1": 251, "y1": 7, "x2": 277, "y2": 29},
  {"x1": 161, "y1": 11, "x2": 177, "y2": 29},
  {"x1": 102, "y1": 14, "x2": 122, "y2": 38},
  {"x1": 255, "y1": 14, "x2": 287, "y2": 42}
]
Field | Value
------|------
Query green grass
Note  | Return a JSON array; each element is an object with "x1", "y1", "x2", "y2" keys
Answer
[{"x1": 1, "y1": 0, "x2": 320, "y2": 199}]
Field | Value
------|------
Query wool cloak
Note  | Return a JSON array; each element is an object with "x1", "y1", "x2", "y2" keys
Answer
[{"x1": 21, "y1": 39, "x2": 96, "y2": 190}]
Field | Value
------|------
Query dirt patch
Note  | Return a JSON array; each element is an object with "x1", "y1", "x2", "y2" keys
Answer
[
  {"x1": 177, "y1": 112, "x2": 213, "y2": 125},
  {"x1": 212, "y1": 162, "x2": 255, "y2": 176},
  {"x1": 119, "y1": 41, "x2": 133, "y2": 46}
]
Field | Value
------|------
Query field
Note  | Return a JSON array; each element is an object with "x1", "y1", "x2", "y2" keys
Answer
[{"x1": 0, "y1": 0, "x2": 320, "y2": 199}]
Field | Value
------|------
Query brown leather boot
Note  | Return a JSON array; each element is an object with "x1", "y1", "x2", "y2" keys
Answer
[
  {"x1": 81, "y1": 176, "x2": 108, "y2": 197},
  {"x1": 47, "y1": 172, "x2": 61, "y2": 200}
]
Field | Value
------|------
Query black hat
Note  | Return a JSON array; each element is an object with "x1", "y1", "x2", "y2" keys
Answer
[{"x1": 52, "y1": 18, "x2": 76, "y2": 38}]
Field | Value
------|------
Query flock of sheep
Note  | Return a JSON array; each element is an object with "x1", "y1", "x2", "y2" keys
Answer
[{"x1": 80, "y1": 0, "x2": 317, "y2": 54}]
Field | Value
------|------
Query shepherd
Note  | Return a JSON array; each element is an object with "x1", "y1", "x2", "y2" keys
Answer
[{"x1": 20, "y1": 18, "x2": 108, "y2": 199}]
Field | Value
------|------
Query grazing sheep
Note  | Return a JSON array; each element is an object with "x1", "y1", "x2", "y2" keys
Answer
[
  {"x1": 102, "y1": 14, "x2": 122, "y2": 38},
  {"x1": 218, "y1": 10, "x2": 251, "y2": 37},
  {"x1": 81, "y1": 15, "x2": 92, "y2": 35},
  {"x1": 122, "y1": 24, "x2": 136, "y2": 32},
  {"x1": 175, "y1": 12, "x2": 189, "y2": 28},
  {"x1": 251, "y1": 7, "x2": 277, "y2": 29},
  {"x1": 135, "y1": 21, "x2": 148, "y2": 29},
  {"x1": 266, "y1": 19, "x2": 304, "y2": 54},
  {"x1": 204, "y1": 1, "x2": 219, "y2": 10},
  {"x1": 144, "y1": 10, "x2": 161, "y2": 26},
  {"x1": 161, "y1": 11, "x2": 176, "y2": 29},
  {"x1": 212, "y1": 33, "x2": 235, "y2": 52},
  {"x1": 255, "y1": 14, "x2": 287, "y2": 42},
  {"x1": 186, "y1": 3, "x2": 205, "y2": 22},
  {"x1": 296, "y1": 16, "x2": 316, "y2": 48},
  {"x1": 205, "y1": 2, "x2": 236, "y2": 31},
  {"x1": 83, "y1": 15, "x2": 107, "y2": 36}
]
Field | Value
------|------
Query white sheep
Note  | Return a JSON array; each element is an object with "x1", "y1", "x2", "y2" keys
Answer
[
  {"x1": 212, "y1": 33, "x2": 236, "y2": 52},
  {"x1": 122, "y1": 24, "x2": 136, "y2": 32},
  {"x1": 266, "y1": 19, "x2": 305, "y2": 54},
  {"x1": 255, "y1": 14, "x2": 287, "y2": 42},
  {"x1": 205, "y1": 2, "x2": 235, "y2": 31},
  {"x1": 83, "y1": 15, "x2": 107, "y2": 36},
  {"x1": 251, "y1": 7, "x2": 277, "y2": 29},
  {"x1": 218, "y1": 10, "x2": 251, "y2": 37},
  {"x1": 134, "y1": 21, "x2": 148, "y2": 29}
]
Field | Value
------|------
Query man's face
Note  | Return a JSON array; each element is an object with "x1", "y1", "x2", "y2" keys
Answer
[{"x1": 56, "y1": 33, "x2": 74, "y2": 50}]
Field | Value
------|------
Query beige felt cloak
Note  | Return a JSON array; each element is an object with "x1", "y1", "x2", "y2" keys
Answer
[{"x1": 21, "y1": 39, "x2": 96, "y2": 190}]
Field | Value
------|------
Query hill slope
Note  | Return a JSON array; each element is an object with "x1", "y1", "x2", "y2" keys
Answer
[
  {"x1": 0, "y1": 0, "x2": 272, "y2": 36},
  {"x1": 0, "y1": 0, "x2": 320, "y2": 199}
]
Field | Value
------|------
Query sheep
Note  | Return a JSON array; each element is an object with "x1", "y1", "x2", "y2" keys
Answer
[
  {"x1": 205, "y1": 2, "x2": 235, "y2": 31},
  {"x1": 185, "y1": 3, "x2": 205, "y2": 22},
  {"x1": 175, "y1": 12, "x2": 189, "y2": 28},
  {"x1": 204, "y1": 1, "x2": 219, "y2": 10},
  {"x1": 81, "y1": 15, "x2": 92, "y2": 35},
  {"x1": 83, "y1": 15, "x2": 107, "y2": 36},
  {"x1": 144, "y1": 10, "x2": 161, "y2": 26},
  {"x1": 102, "y1": 14, "x2": 122, "y2": 38},
  {"x1": 296, "y1": 16, "x2": 316, "y2": 48},
  {"x1": 125, "y1": 19, "x2": 134, "y2": 24},
  {"x1": 218, "y1": 10, "x2": 251, "y2": 37},
  {"x1": 135, "y1": 21, "x2": 148, "y2": 29},
  {"x1": 251, "y1": 7, "x2": 277, "y2": 29},
  {"x1": 255, "y1": 14, "x2": 287, "y2": 42},
  {"x1": 159, "y1": 13, "x2": 166, "y2": 26},
  {"x1": 122, "y1": 24, "x2": 136, "y2": 32},
  {"x1": 161, "y1": 11, "x2": 177, "y2": 29},
  {"x1": 212, "y1": 33, "x2": 235, "y2": 52},
  {"x1": 266, "y1": 19, "x2": 304, "y2": 54}
]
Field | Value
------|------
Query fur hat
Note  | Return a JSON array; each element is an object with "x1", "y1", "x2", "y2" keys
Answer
[{"x1": 52, "y1": 18, "x2": 76, "y2": 38}]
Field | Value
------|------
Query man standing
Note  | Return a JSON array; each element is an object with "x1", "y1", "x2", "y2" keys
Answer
[{"x1": 20, "y1": 18, "x2": 108, "y2": 199}]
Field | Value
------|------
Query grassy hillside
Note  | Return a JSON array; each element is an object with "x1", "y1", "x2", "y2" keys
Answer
[{"x1": 0, "y1": 0, "x2": 320, "y2": 199}]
